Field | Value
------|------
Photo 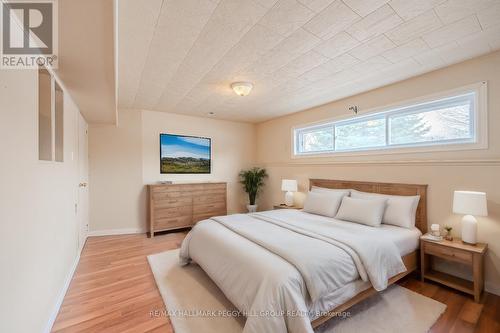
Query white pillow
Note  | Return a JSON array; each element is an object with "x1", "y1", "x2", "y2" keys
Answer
[
  {"x1": 303, "y1": 191, "x2": 348, "y2": 217},
  {"x1": 311, "y1": 186, "x2": 351, "y2": 196},
  {"x1": 350, "y1": 190, "x2": 420, "y2": 229},
  {"x1": 335, "y1": 197, "x2": 387, "y2": 227}
]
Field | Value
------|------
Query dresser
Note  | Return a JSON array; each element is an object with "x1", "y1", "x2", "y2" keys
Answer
[{"x1": 148, "y1": 182, "x2": 227, "y2": 237}]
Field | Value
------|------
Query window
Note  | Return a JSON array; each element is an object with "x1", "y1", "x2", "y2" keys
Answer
[
  {"x1": 335, "y1": 116, "x2": 386, "y2": 151},
  {"x1": 54, "y1": 81, "x2": 64, "y2": 162},
  {"x1": 38, "y1": 69, "x2": 52, "y2": 161},
  {"x1": 297, "y1": 125, "x2": 334, "y2": 153},
  {"x1": 38, "y1": 68, "x2": 64, "y2": 162},
  {"x1": 294, "y1": 85, "x2": 486, "y2": 157}
]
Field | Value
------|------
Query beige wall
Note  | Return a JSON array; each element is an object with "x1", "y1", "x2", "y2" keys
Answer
[
  {"x1": 0, "y1": 69, "x2": 86, "y2": 332},
  {"x1": 89, "y1": 110, "x2": 145, "y2": 234},
  {"x1": 141, "y1": 110, "x2": 256, "y2": 213},
  {"x1": 256, "y1": 51, "x2": 500, "y2": 295},
  {"x1": 89, "y1": 109, "x2": 256, "y2": 233}
]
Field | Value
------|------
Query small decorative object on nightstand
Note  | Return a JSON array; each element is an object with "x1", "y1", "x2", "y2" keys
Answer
[
  {"x1": 444, "y1": 226, "x2": 453, "y2": 241},
  {"x1": 420, "y1": 237, "x2": 488, "y2": 302},
  {"x1": 453, "y1": 190, "x2": 488, "y2": 245},
  {"x1": 281, "y1": 179, "x2": 298, "y2": 206},
  {"x1": 430, "y1": 223, "x2": 441, "y2": 237},
  {"x1": 273, "y1": 204, "x2": 300, "y2": 210},
  {"x1": 422, "y1": 223, "x2": 443, "y2": 241}
]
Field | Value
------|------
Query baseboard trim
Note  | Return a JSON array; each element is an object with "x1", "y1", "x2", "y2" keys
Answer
[
  {"x1": 486, "y1": 282, "x2": 500, "y2": 297},
  {"x1": 87, "y1": 228, "x2": 146, "y2": 237},
  {"x1": 43, "y1": 237, "x2": 86, "y2": 333}
]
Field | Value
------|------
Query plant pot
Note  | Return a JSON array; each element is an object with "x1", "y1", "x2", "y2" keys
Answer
[{"x1": 246, "y1": 204, "x2": 257, "y2": 213}]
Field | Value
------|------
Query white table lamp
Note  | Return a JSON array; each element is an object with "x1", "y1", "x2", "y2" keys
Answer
[
  {"x1": 453, "y1": 191, "x2": 488, "y2": 245},
  {"x1": 281, "y1": 179, "x2": 298, "y2": 207}
]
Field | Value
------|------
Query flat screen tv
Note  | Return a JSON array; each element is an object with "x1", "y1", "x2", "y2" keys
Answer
[{"x1": 160, "y1": 134, "x2": 211, "y2": 174}]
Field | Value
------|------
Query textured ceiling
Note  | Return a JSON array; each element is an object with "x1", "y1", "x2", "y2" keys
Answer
[{"x1": 118, "y1": 0, "x2": 500, "y2": 123}]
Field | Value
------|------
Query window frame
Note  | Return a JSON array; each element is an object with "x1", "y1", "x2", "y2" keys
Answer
[
  {"x1": 37, "y1": 67, "x2": 65, "y2": 164},
  {"x1": 54, "y1": 80, "x2": 64, "y2": 162},
  {"x1": 296, "y1": 123, "x2": 335, "y2": 154},
  {"x1": 292, "y1": 82, "x2": 488, "y2": 158},
  {"x1": 38, "y1": 68, "x2": 53, "y2": 162}
]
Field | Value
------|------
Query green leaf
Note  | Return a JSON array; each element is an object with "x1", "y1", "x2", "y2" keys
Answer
[{"x1": 239, "y1": 167, "x2": 268, "y2": 205}]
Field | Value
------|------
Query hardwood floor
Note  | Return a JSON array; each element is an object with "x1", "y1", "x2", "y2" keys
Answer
[
  {"x1": 52, "y1": 233, "x2": 186, "y2": 333},
  {"x1": 52, "y1": 233, "x2": 499, "y2": 333}
]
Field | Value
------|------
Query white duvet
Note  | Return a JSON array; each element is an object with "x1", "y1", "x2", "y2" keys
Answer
[{"x1": 180, "y1": 210, "x2": 406, "y2": 333}]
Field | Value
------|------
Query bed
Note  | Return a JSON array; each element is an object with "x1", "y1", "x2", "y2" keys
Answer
[{"x1": 179, "y1": 179, "x2": 428, "y2": 333}]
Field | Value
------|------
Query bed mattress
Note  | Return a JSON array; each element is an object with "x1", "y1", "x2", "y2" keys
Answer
[{"x1": 180, "y1": 209, "x2": 420, "y2": 333}]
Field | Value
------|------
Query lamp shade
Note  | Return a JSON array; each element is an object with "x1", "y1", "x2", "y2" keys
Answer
[
  {"x1": 453, "y1": 191, "x2": 488, "y2": 216},
  {"x1": 281, "y1": 179, "x2": 298, "y2": 192},
  {"x1": 231, "y1": 82, "x2": 253, "y2": 96}
]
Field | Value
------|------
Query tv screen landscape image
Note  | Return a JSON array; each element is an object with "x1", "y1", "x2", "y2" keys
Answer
[{"x1": 160, "y1": 134, "x2": 211, "y2": 174}]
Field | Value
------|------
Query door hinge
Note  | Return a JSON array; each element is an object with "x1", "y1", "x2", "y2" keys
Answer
[{"x1": 75, "y1": 203, "x2": 78, "y2": 214}]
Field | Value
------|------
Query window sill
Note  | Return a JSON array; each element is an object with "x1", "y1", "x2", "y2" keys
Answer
[{"x1": 292, "y1": 140, "x2": 487, "y2": 159}]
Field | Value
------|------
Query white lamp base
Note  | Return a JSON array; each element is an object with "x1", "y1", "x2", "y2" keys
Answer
[
  {"x1": 461, "y1": 214, "x2": 477, "y2": 245},
  {"x1": 285, "y1": 191, "x2": 294, "y2": 206}
]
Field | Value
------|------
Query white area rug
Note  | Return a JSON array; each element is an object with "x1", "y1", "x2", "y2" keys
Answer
[{"x1": 148, "y1": 250, "x2": 446, "y2": 333}]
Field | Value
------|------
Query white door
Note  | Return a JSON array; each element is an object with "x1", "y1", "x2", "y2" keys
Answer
[{"x1": 77, "y1": 113, "x2": 89, "y2": 251}]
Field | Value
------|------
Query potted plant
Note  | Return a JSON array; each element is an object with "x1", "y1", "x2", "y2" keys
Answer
[
  {"x1": 239, "y1": 167, "x2": 268, "y2": 213},
  {"x1": 444, "y1": 225, "x2": 453, "y2": 241}
]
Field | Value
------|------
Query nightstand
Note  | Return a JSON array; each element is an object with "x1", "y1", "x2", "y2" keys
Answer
[
  {"x1": 273, "y1": 204, "x2": 300, "y2": 210},
  {"x1": 420, "y1": 237, "x2": 488, "y2": 302}
]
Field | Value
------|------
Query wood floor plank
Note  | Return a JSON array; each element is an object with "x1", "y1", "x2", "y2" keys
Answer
[
  {"x1": 460, "y1": 300, "x2": 484, "y2": 325},
  {"x1": 431, "y1": 287, "x2": 468, "y2": 332},
  {"x1": 474, "y1": 293, "x2": 500, "y2": 333},
  {"x1": 146, "y1": 324, "x2": 174, "y2": 333},
  {"x1": 51, "y1": 233, "x2": 499, "y2": 333}
]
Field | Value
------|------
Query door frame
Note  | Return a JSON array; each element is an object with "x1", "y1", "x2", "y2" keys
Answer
[{"x1": 77, "y1": 113, "x2": 89, "y2": 251}]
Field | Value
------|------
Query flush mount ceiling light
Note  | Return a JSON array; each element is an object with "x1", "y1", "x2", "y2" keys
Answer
[{"x1": 231, "y1": 82, "x2": 253, "y2": 96}]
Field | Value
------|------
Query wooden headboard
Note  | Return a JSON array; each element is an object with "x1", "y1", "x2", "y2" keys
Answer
[{"x1": 309, "y1": 179, "x2": 428, "y2": 234}]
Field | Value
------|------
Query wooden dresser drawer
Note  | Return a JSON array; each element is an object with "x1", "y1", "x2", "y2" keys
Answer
[
  {"x1": 152, "y1": 183, "x2": 226, "y2": 193},
  {"x1": 148, "y1": 182, "x2": 227, "y2": 236},
  {"x1": 153, "y1": 191, "x2": 193, "y2": 200},
  {"x1": 155, "y1": 216, "x2": 193, "y2": 230},
  {"x1": 425, "y1": 242, "x2": 472, "y2": 264},
  {"x1": 153, "y1": 197, "x2": 192, "y2": 208},
  {"x1": 155, "y1": 206, "x2": 192, "y2": 219},
  {"x1": 192, "y1": 189, "x2": 227, "y2": 197},
  {"x1": 151, "y1": 185, "x2": 186, "y2": 193},
  {"x1": 193, "y1": 202, "x2": 226, "y2": 215},
  {"x1": 193, "y1": 194, "x2": 226, "y2": 205}
]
